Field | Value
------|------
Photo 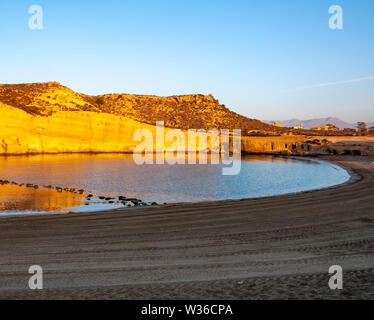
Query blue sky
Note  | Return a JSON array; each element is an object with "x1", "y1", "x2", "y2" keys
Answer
[{"x1": 0, "y1": 0, "x2": 373, "y2": 122}]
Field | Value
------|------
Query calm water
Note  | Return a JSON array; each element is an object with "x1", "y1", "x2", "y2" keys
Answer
[{"x1": 0, "y1": 154, "x2": 350, "y2": 215}]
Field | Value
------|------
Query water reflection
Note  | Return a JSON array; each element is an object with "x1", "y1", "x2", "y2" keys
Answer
[
  {"x1": 0, "y1": 182, "x2": 85, "y2": 213},
  {"x1": 0, "y1": 153, "x2": 350, "y2": 215}
]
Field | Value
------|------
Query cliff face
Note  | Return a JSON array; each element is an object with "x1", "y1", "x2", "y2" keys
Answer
[
  {"x1": 0, "y1": 82, "x2": 290, "y2": 155},
  {"x1": 2, "y1": 98, "x2": 372, "y2": 156},
  {"x1": 0, "y1": 100, "x2": 236, "y2": 155},
  {"x1": 0, "y1": 102, "x2": 153, "y2": 154}
]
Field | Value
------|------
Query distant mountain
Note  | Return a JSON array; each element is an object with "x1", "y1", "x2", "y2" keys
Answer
[{"x1": 263, "y1": 117, "x2": 373, "y2": 130}]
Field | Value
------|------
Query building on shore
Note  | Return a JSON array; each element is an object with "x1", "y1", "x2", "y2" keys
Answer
[
  {"x1": 311, "y1": 124, "x2": 339, "y2": 131},
  {"x1": 269, "y1": 122, "x2": 282, "y2": 128},
  {"x1": 293, "y1": 123, "x2": 303, "y2": 129}
]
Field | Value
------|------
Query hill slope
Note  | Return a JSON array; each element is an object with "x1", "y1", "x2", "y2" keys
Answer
[{"x1": 0, "y1": 82, "x2": 275, "y2": 131}]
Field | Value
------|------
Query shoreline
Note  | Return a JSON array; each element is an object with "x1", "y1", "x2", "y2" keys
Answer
[
  {"x1": 1, "y1": 135, "x2": 374, "y2": 157},
  {"x1": 0, "y1": 155, "x2": 353, "y2": 218},
  {"x1": 0, "y1": 155, "x2": 373, "y2": 299}
]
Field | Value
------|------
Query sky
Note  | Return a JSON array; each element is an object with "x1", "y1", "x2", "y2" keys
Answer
[{"x1": 0, "y1": 0, "x2": 373, "y2": 123}]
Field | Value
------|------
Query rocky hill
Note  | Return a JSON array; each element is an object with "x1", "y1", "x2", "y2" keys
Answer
[{"x1": 0, "y1": 82, "x2": 276, "y2": 131}]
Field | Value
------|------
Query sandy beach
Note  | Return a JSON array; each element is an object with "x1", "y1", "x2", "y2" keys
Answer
[{"x1": 0, "y1": 155, "x2": 373, "y2": 300}]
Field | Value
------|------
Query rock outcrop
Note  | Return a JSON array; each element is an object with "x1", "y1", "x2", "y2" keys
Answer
[
  {"x1": 0, "y1": 82, "x2": 277, "y2": 131},
  {"x1": 0, "y1": 82, "x2": 282, "y2": 155},
  {"x1": 0, "y1": 101, "x2": 153, "y2": 154}
]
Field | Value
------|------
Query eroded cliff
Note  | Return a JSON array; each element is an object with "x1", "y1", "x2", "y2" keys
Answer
[{"x1": 3, "y1": 82, "x2": 370, "y2": 156}]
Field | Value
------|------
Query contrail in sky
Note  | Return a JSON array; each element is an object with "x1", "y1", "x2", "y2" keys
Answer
[{"x1": 283, "y1": 76, "x2": 374, "y2": 93}]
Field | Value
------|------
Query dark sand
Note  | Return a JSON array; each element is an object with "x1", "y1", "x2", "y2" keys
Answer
[{"x1": 0, "y1": 155, "x2": 373, "y2": 299}]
